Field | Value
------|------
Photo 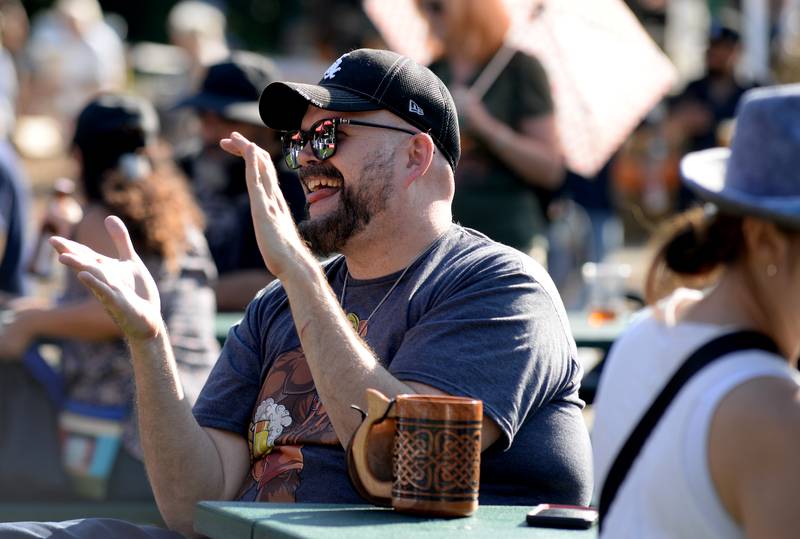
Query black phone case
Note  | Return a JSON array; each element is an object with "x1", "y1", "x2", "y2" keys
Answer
[{"x1": 526, "y1": 505, "x2": 598, "y2": 530}]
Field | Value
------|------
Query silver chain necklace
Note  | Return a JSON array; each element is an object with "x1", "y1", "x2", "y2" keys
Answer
[
  {"x1": 339, "y1": 264, "x2": 414, "y2": 337},
  {"x1": 339, "y1": 234, "x2": 444, "y2": 336}
]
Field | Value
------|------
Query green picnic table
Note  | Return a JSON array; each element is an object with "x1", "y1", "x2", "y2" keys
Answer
[{"x1": 194, "y1": 502, "x2": 598, "y2": 539}]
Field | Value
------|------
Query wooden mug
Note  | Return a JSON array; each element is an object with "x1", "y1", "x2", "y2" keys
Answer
[{"x1": 348, "y1": 389, "x2": 482, "y2": 517}]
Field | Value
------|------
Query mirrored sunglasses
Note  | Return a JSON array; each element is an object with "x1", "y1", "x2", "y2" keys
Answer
[{"x1": 281, "y1": 117, "x2": 418, "y2": 170}]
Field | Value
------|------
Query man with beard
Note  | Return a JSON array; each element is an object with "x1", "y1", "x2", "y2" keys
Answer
[
  {"x1": 175, "y1": 52, "x2": 306, "y2": 310},
  {"x1": 18, "y1": 49, "x2": 591, "y2": 537}
]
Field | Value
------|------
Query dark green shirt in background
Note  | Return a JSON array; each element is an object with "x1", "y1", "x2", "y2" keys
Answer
[{"x1": 430, "y1": 51, "x2": 554, "y2": 254}]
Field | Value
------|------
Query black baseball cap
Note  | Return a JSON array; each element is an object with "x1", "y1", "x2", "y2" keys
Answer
[
  {"x1": 175, "y1": 51, "x2": 279, "y2": 125},
  {"x1": 708, "y1": 11, "x2": 741, "y2": 45},
  {"x1": 259, "y1": 48, "x2": 460, "y2": 171},
  {"x1": 709, "y1": 23, "x2": 740, "y2": 45}
]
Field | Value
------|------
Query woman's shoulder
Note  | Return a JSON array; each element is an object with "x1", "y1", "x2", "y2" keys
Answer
[
  {"x1": 714, "y1": 370, "x2": 800, "y2": 430},
  {"x1": 708, "y1": 367, "x2": 800, "y2": 528}
]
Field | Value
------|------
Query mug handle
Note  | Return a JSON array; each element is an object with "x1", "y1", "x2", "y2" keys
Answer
[{"x1": 349, "y1": 388, "x2": 397, "y2": 502}]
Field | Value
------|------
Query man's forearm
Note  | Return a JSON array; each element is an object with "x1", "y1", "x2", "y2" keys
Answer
[
  {"x1": 282, "y1": 256, "x2": 414, "y2": 447},
  {"x1": 128, "y1": 329, "x2": 226, "y2": 535}
]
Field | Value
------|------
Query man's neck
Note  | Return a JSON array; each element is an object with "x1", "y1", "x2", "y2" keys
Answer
[{"x1": 340, "y1": 218, "x2": 451, "y2": 280}]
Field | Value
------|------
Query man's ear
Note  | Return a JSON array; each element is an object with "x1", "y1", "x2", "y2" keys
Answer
[{"x1": 403, "y1": 133, "x2": 435, "y2": 188}]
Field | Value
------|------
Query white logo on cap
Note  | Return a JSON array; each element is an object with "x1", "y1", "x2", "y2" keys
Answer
[
  {"x1": 409, "y1": 100, "x2": 424, "y2": 116},
  {"x1": 323, "y1": 53, "x2": 351, "y2": 80}
]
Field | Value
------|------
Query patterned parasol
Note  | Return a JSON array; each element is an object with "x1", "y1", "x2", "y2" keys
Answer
[{"x1": 363, "y1": 0, "x2": 678, "y2": 177}]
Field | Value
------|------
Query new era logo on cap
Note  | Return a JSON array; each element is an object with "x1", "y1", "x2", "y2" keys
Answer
[
  {"x1": 323, "y1": 53, "x2": 350, "y2": 80},
  {"x1": 409, "y1": 100, "x2": 424, "y2": 116}
]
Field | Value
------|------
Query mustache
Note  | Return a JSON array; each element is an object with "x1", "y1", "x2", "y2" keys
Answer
[{"x1": 297, "y1": 162, "x2": 345, "y2": 186}]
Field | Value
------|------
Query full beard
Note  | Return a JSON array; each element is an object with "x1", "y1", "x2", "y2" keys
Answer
[{"x1": 298, "y1": 150, "x2": 395, "y2": 257}]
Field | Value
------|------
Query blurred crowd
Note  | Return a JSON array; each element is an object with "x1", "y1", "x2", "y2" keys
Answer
[
  {"x1": 0, "y1": 1, "x2": 795, "y2": 297},
  {"x1": 4, "y1": 0, "x2": 798, "y2": 313}
]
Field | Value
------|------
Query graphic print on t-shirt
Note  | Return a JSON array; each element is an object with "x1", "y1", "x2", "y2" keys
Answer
[
  {"x1": 237, "y1": 347, "x2": 338, "y2": 501},
  {"x1": 345, "y1": 312, "x2": 368, "y2": 337}
]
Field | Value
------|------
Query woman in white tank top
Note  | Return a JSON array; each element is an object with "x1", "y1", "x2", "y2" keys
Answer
[{"x1": 592, "y1": 84, "x2": 800, "y2": 538}]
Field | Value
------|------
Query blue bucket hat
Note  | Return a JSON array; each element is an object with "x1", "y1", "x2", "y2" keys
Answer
[{"x1": 680, "y1": 84, "x2": 800, "y2": 229}]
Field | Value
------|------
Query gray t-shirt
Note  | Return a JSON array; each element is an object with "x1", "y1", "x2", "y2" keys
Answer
[{"x1": 193, "y1": 224, "x2": 592, "y2": 505}]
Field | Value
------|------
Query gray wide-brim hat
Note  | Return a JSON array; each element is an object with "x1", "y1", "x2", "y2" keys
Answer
[{"x1": 680, "y1": 83, "x2": 800, "y2": 229}]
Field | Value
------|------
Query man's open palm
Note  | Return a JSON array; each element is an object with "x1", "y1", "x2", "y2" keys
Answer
[
  {"x1": 220, "y1": 131, "x2": 307, "y2": 280},
  {"x1": 51, "y1": 216, "x2": 163, "y2": 341}
]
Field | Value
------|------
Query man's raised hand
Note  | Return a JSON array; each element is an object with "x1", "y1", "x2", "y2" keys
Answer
[
  {"x1": 219, "y1": 131, "x2": 309, "y2": 281},
  {"x1": 51, "y1": 216, "x2": 163, "y2": 341}
]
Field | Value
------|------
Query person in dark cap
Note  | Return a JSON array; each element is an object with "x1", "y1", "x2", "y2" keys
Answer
[
  {"x1": 0, "y1": 93, "x2": 219, "y2": 505},
  {"x1": 593, "y1": 84, "x2": 800, "y2": 537},
  {"x1": 175, "y1": 51, "x2": 306, "y2": 310},
  {"x1": 668, "y1": 15, "x2": 759, "y2": 208},
  {"x1": 9, "y1": 49, "x2": 589, "y2": 537}
]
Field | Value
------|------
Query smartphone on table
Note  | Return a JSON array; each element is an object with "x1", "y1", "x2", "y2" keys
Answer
[{"x1": 526, "y1": 503, "x2": 598, "y2": 529}]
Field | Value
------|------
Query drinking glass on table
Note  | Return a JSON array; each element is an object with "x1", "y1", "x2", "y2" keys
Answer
[{"x1": 582, "y1": 262, "x2": 632, "y2": 326}]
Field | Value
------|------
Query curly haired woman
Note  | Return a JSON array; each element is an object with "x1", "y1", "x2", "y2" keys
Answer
[{"x1": 0, "y1": 94, "x2": 219, "y2": 502}]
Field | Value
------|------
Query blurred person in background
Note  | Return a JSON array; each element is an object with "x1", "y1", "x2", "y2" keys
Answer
[
  {"x1": 417, "y1": 0, "x2": 564, "y2": 261},
  {"x1": 0, "y1": 12, "x2": 17, "y2": 117},
  {"x1": 174, "y1": 52, "x2": 306, "y2": 310},
  {"x1": 159, "y1": 0, "x2": 230, "y2": 149},
  {"x1": 304, "y1": 0, "x2": 384, "y2": 62},
  {"x1": 0, "y1": 0, "x2": 30, "y2": 115},
  {"x1": 0, "y1": 94, "x2": 219, "y2": 502},
  {"x1": 24, "y1": 0, "x2": 126, "y2": 131},
  {"x1": 775, "y1": 0, "x2": 800, "y2": 83},
  {"x1": 593, "y1": 84, "x2": 800, "y2": 537},
  {"x1": 668, "y1": 16, "x2": 757, "y2": 208},
  {"x1": 167, "y1": 0, "x2": 229, "y2": 90},
  {"x1": 0, "y1": 0, "x2": 29, "y2": 66},
  {"x1": 0, "y1": 0, "x2": 30, "y2": 112},
  {"x1": 610, "y1": 111, "x2": 683, "y2": 245},
  {"x1": 0, "y1": 2, "x2": 29, "y2": 301},
  {"x1": 0, "y1": 95, "x2": 30, "y2": 302}
]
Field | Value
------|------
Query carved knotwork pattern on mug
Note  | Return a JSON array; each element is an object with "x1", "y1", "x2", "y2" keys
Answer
[{"x1": 392, "y1": 422, "x2": 480, "y2": 496}]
